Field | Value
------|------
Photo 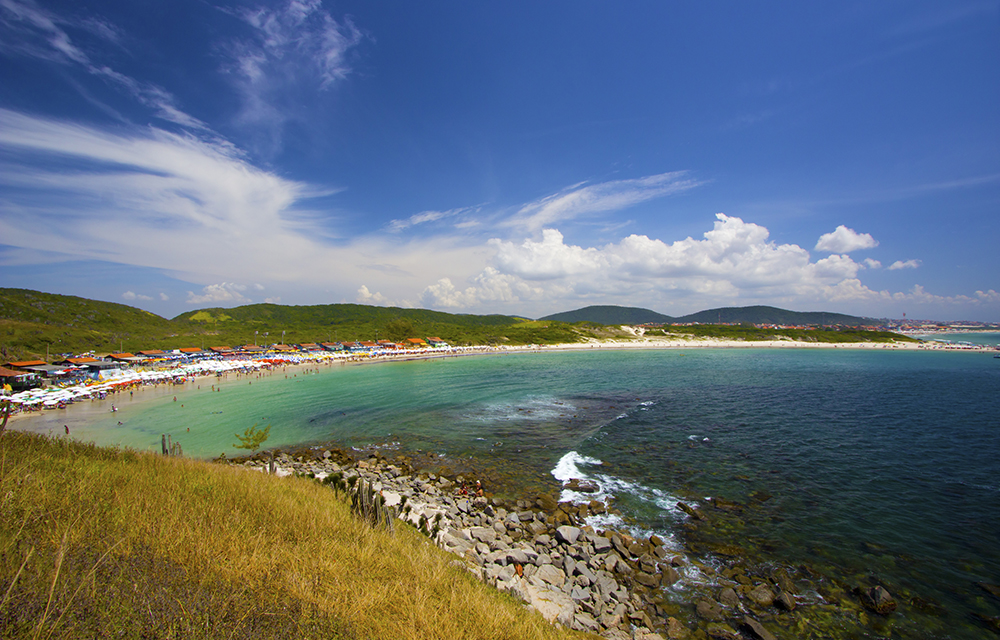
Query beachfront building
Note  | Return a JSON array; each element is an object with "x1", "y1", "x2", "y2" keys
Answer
[
  {"x1": 405, "y1": 338, "x2": 428, "y2": 348},
  {"x1": 320, "y1": 342, "x2": 344, "y2": 352},
  {"x1": 106, "y1": 352, "x2": 143, "y2": 364},
  {"x1": 0, "y1": 366, "x2": 41, "y2": 391},
  {"x1": 297, "y1": 343, "x2": 324, "y2": 352},
  {"x1": 426, "y1": 337, "x2": 449, "y2": 347}
]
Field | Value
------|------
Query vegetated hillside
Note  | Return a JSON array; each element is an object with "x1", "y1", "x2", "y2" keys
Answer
[
  {"x1": 645, "y1": 324, "x2": 918, "y2": 343},
  {"x1": 171, "y1": 303, "x2": 565, "y2": 346},
  {"x1": 0, "y1": 431, "x2": 581, "y2": 640},
  {"x1": 672, "y1": 305, "x2": 874, "y2": 326},
  {"x1": 0, "y1": 288, "x2": 176, "y2": 360},
  {"x1": 540, "y1": 305, "x2": 675, "y2": 325},
  {"x1": 0, "y1": 289, "x2": 592, "y2": 359}
]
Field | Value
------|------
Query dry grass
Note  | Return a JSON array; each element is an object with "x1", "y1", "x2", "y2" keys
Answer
[{"x1": 0, "y1": 431, "x2": 586, "y2": 639}]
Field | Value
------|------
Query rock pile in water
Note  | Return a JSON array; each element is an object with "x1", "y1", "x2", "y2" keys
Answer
[{"x1": 239, "y1": 450, "x2": 802, "y2": 639}]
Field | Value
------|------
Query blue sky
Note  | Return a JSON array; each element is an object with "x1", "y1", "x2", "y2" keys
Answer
[{"x1": 1, "y1": 1, "x2": 998, "y2": 321}]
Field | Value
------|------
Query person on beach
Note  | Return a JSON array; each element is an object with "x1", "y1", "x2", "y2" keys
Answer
[{"x1": 64, "y1": 425, "x2": 69, "y2": 434}]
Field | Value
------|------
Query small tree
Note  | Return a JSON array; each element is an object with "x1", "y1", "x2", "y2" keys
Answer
[{"x1": 233, "y1": 423, "x2": 271, "y2": 452}]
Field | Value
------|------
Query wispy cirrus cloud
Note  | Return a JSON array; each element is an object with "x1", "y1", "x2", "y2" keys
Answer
[
  {"x1": 507, "y1": 171, "x2": 704, "y2": 231},
  {"x1": 224, "y1": 0, "x2": 365, "y2": 151},
  {"x1": 387, "y1": 206, "x2": 476, "y2": 232},
  {"x1": 0, "y1": 0, "x2": 208, "y2": 131}
]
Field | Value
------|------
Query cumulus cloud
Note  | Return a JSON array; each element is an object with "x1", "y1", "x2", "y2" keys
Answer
[
  {"x1": 888, "y1": 259, "x2": 921, "y2": 270},
  {"x1": 420, "y1": 267, "x2": 542, "y2": 308},
  {"x1": 122, "y1": 290, "x2": 152, "y2": 301},
  {"x1": 424, "y1": 214, "x2": 873, "y2": 312},
  {"x1": 159, "y1": 292, "x2": 169, "y2": 301},
  {"x1": 186, "y1": 283, "x2": 250, "y2": 305},
  {"x1": 815, "y1": 225, "x2": 879, "y2": 253},
  {"x1": 356, "y1": 285, "x2": 387, "y2": 305},
  {"x1": 863, "y1": 258, "x2": 882, "y2": 269},
  {"x1": 509, "y1": 171, "x2": 704, "y2": 231}
]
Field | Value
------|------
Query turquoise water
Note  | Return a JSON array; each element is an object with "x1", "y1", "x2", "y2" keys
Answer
[
  {"x1": 23, "y1": 348, "x2": 1000, "y2": 638},
  {"x1": 912, "y1": 331, "x2": 1000, "y2": 346}
]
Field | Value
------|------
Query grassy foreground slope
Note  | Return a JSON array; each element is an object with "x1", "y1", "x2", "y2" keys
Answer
[{"x1": 0, "y1": 432, "x2": 584, "y2": 640}]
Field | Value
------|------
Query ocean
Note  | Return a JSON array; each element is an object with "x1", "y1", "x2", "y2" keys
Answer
[{"x1": 21, "y1": 344, "x2": 1000, "y2": 638}]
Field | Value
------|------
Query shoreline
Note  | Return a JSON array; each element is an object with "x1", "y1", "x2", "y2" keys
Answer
[
  {"x1": 228, "y1": 442, "x2": 917, "y2": 640},
  {"x1": 6, "y1": 335, "x2": 995, "y2": 432}
]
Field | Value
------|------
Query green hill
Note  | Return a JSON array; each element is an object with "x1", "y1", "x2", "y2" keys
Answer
[
  {"x1": 540, "y1": 304, "x2": 875, "y2": 327},
  {"x1": 539, "y1": 305, "x2": 675, "y2": 325},
  {"x1": 0, "y1": 288, "x2": 177, "y2": 360},
  {"x1": 0, "y1": 289, "x2": 592, "y2": 360},
  {"x1": 674, "y1": 305, "x2": 873, "y2": 326}
]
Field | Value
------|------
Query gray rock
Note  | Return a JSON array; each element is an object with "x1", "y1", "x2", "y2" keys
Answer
[
  {"x1": 747, "y1": 584, "x2": 775, "y2": 607},
  {"x1": 741, "y1": 616, "x2": 777, "y2": 640},
  {"x1": 562, "y1": 555, "x2": 576, "y2": 576},
  {"x1": 570, "y1": 586, "x2": 590, "y2": 601},
  {"x1": 555, "y1": 525, "x2": 582, "y2": 545},
  {"x1": 492, "y1": 520, "x2": 507, "y2": 534},
  {"x1": 470, "y1": 526, "x2": 497, "y2": 544},
  {"x1": 534, "y1": 564, "x2": 566, "y2": 588},
  {"x1": 535, "y1": 552, "x2": 551, "y2": 566},
  {"x1": 661, "y1": 565, "x2": 681, "y2": 586},
  {"x1": 860, "y1": 585, "x2": 897, "y2": 614},
  {"x1": 719, "y1": 587, "x2": 741, "y2": 609},
  {"x1": 506, "y1": 549, "x2": 530, "y2": 565},
  {"x1": 696, "y1": 599, "x2": 725, "y2": 621},
  {"x1": 592, "y1": 535, "x2": 613, "y2": 553},
  {"x1": 705, "y1": 623, "x2": 741, "y2": 640},
  {"x1": 775, "y1": 590, "x2": 796, "y2": 611},
  {"x1": 524, "y1": 582, "x2": 575, "y2": 626},
  {"x1": 573, "y1": 611, "x2": 600, "y2": 632},
  {"x1": 634, "y1": 571, "x2": 661, "y2": 588},
  {"x1": 574, "y1": 562, "x2": 597, "y2": 584}
]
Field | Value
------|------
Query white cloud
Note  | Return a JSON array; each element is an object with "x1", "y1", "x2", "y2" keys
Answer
[
  {"x1": 0, "y1": 0, "x2": 207, "y2": 130},
  {"x1": 863, "y1": 258, "x2": 882, "y2": 269},
  {"x1": 225, "y1": 0, "x2": 364, "y2": 150},
  {"x1": 509, "y1": 171, "x2": 704, "y2": 231},
  {"x1": 815, "y1": 225, "x2": 879, "y2": 253},
  {"x1": 888, "y1": 259, "x2": 921, "y2": 270},
  {"x1": 264, "y1": 296, "x2": 281, "y2": 304},
  {"x1": 122, "y1": 290, "x2": 152, "y2": 301},
  {"x1": 356, "y1": 285, "x2": 386, "y2": 305},
  {"x1": 420, "y1": 267, "x2": 541, "y2": 308},
  {"x1": 186, "y1": 283, "x2": 250, "y2": 305},
  {"x1": 425, "y1": 214, "x2": 875, "y2": 313},
  {"x1": 388, "y1": 207, "x2": 473, "y2": 232},
  {"x1": 159, "y1": 292, "x2": 169, "y2": 301}
]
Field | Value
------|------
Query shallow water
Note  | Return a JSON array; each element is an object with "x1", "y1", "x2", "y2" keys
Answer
[{"x1": 20, "y1": 347, "x2": 1000, "y2": 638}]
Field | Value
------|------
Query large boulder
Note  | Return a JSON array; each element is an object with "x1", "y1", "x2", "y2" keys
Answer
[
  {"x1": 747, "y1": 584, "x2": 775, "y2": 607},
  {"x1": 860, "y1": 585, "x2": 897, "y2": 614},
  {"x1": 696, "y1": 599, "x2": 725, "y2": 621},
  {"x1": 555, "y1": 525, "x2": 582, "y2": 545},
  {"x1": 525, "y1": 582, "x2": 575, "y2": 626},
  {"x1": 705, "y1": 623, "x2": 741, "y2": 640},
  {"x1": 534, "y1": 564, "x2": 566, "y2": 588},
  {"x1": 741, "y1": 616, "x2": 777, "y2": 640},
  {"x1": 469, "y1": 526, "x2": 497, "y2": 544}
]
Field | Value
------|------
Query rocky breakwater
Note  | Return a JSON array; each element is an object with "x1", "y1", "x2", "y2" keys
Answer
[{"x1": 238, "y1": 449, "x2": 790, "y2": 639}]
